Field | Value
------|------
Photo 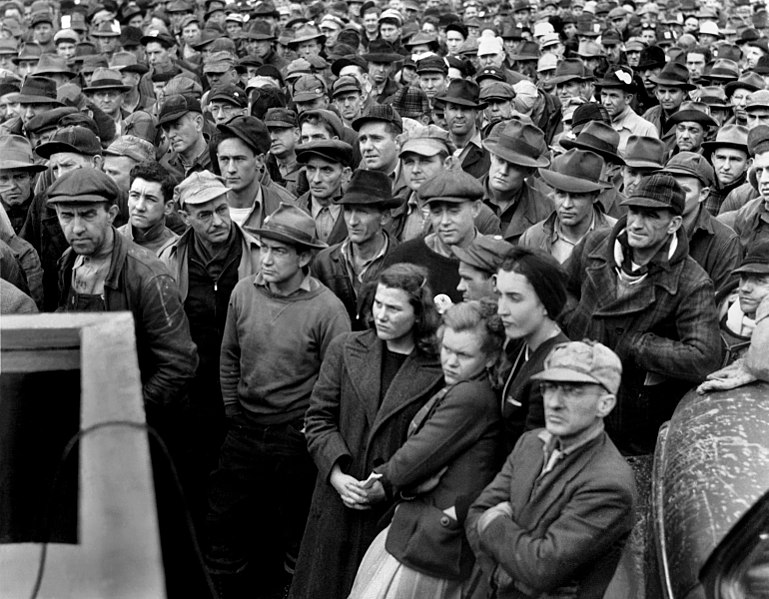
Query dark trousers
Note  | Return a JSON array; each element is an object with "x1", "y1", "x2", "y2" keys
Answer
[{"x1": 205, "y1": 413, "x2": 316, "y2": 585}]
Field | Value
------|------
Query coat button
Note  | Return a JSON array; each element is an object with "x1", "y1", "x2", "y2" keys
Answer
[{"x1": 440, "y1": 516, "x2": 450, "y2": 526}]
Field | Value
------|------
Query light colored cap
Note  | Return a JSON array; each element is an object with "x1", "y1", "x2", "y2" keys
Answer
[
  {"x1": 533, "y1": 21, "x2": 555, "y2": 37},
  {"x1": 531, "y1": 340, "x2": 623, "y2": 394},
  {"x1": 537, "y1": 53, "x2": 558, "y2": 72},
  {"x1": 477, "y1": 35, "x2": 504, "y2": 56},
  {"x1": 175, "y1": 170, "x2": 229, "y2": 208},
  {"x1": 399, "y1": 124, "x2": 454, "y2": 157}
]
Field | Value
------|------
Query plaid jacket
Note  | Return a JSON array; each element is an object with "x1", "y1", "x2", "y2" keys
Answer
[{"x1": 563, "y1": 218, "x2": 721, "y2": 454}]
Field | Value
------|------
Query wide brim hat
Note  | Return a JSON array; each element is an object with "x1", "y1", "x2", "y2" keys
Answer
[
  {"x1": 84, "y1": 78, "x2": 132, "y2": 93},
  {"x1": 287, "y1": 30, "x2": 326, "y2": 48},
  {"x1": 435, "y1": 80, "x2": 486, "y2": 109},
  {"x1": 0, "y1": 155, "x2": 47, "y2": 171},
  {"x1": 361, "y1": 48, "x2": 402, "y2": 62},
  {"x1": 550, "y1": 70, "x2": 593, "y2": 86},
  {"x1": 16, "y1": 91, "x2": 64, "y2": 105},
  {"x1": 482, "y1": 137, "x2": 549, "y2": 168},
  {"x1": 701, "y1": 139, "x2": 749, "y2": 154},
  {"x1": 666, "y1": 109, "x2": 718, "y2": 128},
  {"x1": 649, "y1": 72, "x2": 696, "y2": 90},
  {"x1": 561, "y1": 135, "x2": 625, "y2": 165},
  {"x1": 538, "y1": 166, "x2": 611, "y2": 193},
  {"x1": 725, "y1": 78, "x2": 763, "y2": 97}
]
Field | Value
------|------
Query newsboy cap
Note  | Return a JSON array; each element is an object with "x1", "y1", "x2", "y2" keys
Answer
[
  {"x1": 621, "y1": 172, "x2": 685, "y2": 215},
  {"x1": 296, "y1": 140, "x2": 354, "y2": 167},
  {"x1": 158, "y1": 94, "x2": 202, "y2": 125},
  {"x1": 217, "y1": 115, "x2": 271, "y2": 155},
  {"x1": 35, "y1": 125, "x2": 102, "y2": 159},
  {"x1": 418, "y1": 169, "x2": 484, "y2": 204},
  {"x1": 47, "y1": 167, "x2": 120, "y2": 205},
  {"x1": 451, "y1": 234, "x2": 514, "y2": 274}
]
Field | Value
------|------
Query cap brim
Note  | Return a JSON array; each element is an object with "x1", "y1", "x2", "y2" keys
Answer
[
  {"x1": 620, "y1": 197, "x2": 677, "y2": 211},
  {"x1": 538, "y1": 168, "x2": 610, "y2": 193},
  {"x1": 667, "y1": 110, "x2": 718, "y2": 127},
  {"x1": 16, "y1": 94, "x2": 64, "y2": 105},
  {"x1": 648, "y1": 76, "x2": 697, "y2": 90},
  {"x1": 336, "y1": 192, "x2": 402, "y2": 208},
  {"x1": 0, "y1": 159, "x2": 47, "y2": 172},
  {"x1": 264, "y1": 120, "x2": 295, "y2": 128},
  {"x1": 701, "y1": 141, "x2": 748, "y2": 154},
  {"x1": 48, "y1": 193, "x2": 113, "y2": 204},
  {"x1": 530, "y1": 367, "x2": 602, "y2": 385},
  {"x1": 84, "y1": 84, "x2": 132, "y2": 93},
  {"x1": 662, "y1": 165, "x2": 710, "y2": 184},
  {"x1": 179, "y1": 187, "x2": 227, "y2": 207},
  {"x1": 35, "y1": 141, "x2": 98, "y2": 159},
  {"x1": 293, "y1": 92, "x2": 324, "y2": 103},
  {"x1": 434, "y1": 94, "x2": 486, "y2": 108},
  {"x1": 399, "y1": 139, "x2": 445, "y2": 157},
  {"x1": 559, "y1": 139, "x2": 625, "y2": 165},
  {"x1": 624, "y1": 158, "x2": 664, "y2": 169},
  {"x1": 734, "y1": 264, "x2": 769, "y2": 275},
  {"x1": 360, "y1": 52, "x2": 402, "y2": 62}
]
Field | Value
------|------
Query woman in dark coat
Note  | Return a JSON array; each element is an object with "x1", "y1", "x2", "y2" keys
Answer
[
  {"x1": 289, "y1": 264, "x2": 445, "y2": 599},
  {"x1": 347, "y1": 300, "x2": 505, "y2": 599}
]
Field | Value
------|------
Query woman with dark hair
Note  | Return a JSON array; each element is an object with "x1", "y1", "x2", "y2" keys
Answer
[
  {"x1": 289, "y1": 263, "x2": 445, "y2": 599},
  {"x1": 348, "y1": 300, "x2": 505, "y2": 599},
  {"x1": 495, "y1": 247, "x2": 570, "y2": 451}
]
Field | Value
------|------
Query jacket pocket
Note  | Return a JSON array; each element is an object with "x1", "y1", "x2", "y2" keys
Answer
[{"x1": 385, "y1": 499, "x2": 470, "y2": 580}]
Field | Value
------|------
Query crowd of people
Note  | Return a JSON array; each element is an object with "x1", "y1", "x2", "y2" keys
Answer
[{"x1": 2, "y1": 0, "x2": 769, "y2": 597}]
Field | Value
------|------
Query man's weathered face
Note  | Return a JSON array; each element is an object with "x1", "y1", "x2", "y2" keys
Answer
[
  {"x1": 208, "y1": 100, "x2": 245, "y2": 125},
  {"x1": 128, "y1": 176, "x2": 168, "y2": 230},
  {"x1": 712, "y1": 148, "x2": 749, "y2": 187},
  {"x1": 90, "y1": 88, "x2": 124, "y2": 116},
  {"x1": 446, "y1": 30, "x2": 465, "y2": 54},
  {"x1": 672, "y1": 174, "x2": 707, "y2": 218},
  {"x1": 358, "y1": 121, "x2": 399, "y2": 172},
  {"x1": 622, "y1": 166, "x2": 655, "y2": 198},
  {"x1": 444, "y1": 102, "x2": 477, "y2": 138},
  {"x1": 268, "y1": 125, "x2": 299, "y2": 158},
  {"x1": 33, "y1": 22, "x2": 53, "y2": 43},
  {"x1": 363, "y1": 11, "x2": 379, "y2": 33},
  {"x1": 753, "y1": 150, "x2": 769, "y2": 203},
  {"x1": 103, "y1": 155, "x2": 136, "y2": 192},
  {"x1": 305, "y1": 155, "x2": 348, "y2": 201},
  {"x1": 94, "y1": 35, "x2": 118, "y2": 54},
  {"x1": 343, "y1": 204, "x2": 384, "y2": 245},
  {"x1": 639, "y1": 66, "x2": 661, "y2": 92},
  {"x1": 489, "y1": 153, "x2": 528, "y2": 193},
  {"x1": 625, "y1": 206, "x2": 677, "y2": 251},
  {"x1": 656, "y1": 85, "x2": 686, "y2": 113},
  {"x1": 427, "y1": 199, "x2": 478, "y2": 247},
  {"x1": 731, "y1": 88, "x2": 751, "y2": 123},
  {"x1": 162, "y1": 112, "x2": 202, "y2": 155},
  {"x1": 368, "y1": 61, "x2": 393, "y2": 85},
  {"x1": 333, "y1": 91, "x2": 363, "y2": 122},
  {"x1": 259, "y1": 236, "x2": 308, "y2": 286},
  {"x1": 457, "y1": 261, "x2": 493, "y2": 301},
  {"x1": 217, "y1": 137, "x2": 261, "y2": 192},
  {"x1": 600, "y1": 88, "x2": 629, "y2": 118},
  {"x1": 747, "y1": 108, "x2": 769, "y2": 130},
  {"x1": 686, "y1": 52, "x2": 707, "y2": 79},
  {"x1": 145, "y1": 41, "x2": 173, "y2": 67},
  {"x1": 182, "y1": 195, "x2": 232, "y2": 246},
  {"x1": 557, "y1": 80, "x2": 585, "y2": 102},
  {"x1": 379, "y1": 22, "x2": 400, "y2": 42},
  {"x1": 55, "y1": 201, "x2": 118, "y2": 256},
  {"x1": 0, "y1": 168, "x2": 32, "y2": 206},
  {"x1": 541, "y1": 381, "x2": 611, "y2": 443},
  {"x1": 675, "y1": 122, "x2": 706, "y2": 152},
  {"x1": 49, "y1": 151, "x2": 95, "y2": 179},
  {"x1": 20, "y1": 101, "x2": 57, "y2": 126},
  {"x1": 181, "y1": 23, "x2": 201, "y2": 44},
  {"x1": 300, "y1": 122, "x2": 334, "y2": 144},
  {"x1": 401, "y1": 152, "x2": 445, "y2": 192},
  {"x1": 296, "y1": 39, "x2": 321, "y2": 59},
  {"x1": 419, "y1": 73, "x2": 448, "y2": 99},
  {"x1": 553, "y1": 189, "x2": 595, "y2": 229},
  {"x1": 484, "y1": 99, "x2": 513, "y2": 122}
]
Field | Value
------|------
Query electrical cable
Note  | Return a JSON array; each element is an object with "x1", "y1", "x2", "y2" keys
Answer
[{"x1": 27, "y1": 420, "x2": 216, "y2": 599}]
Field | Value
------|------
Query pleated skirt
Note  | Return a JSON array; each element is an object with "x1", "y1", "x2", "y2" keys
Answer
[{"x1": 347, "y1": 526, "x2": 463, "y2": 599}]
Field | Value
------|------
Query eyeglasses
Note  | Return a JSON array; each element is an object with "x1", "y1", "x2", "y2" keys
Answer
[{"x1": 539, "y1": 381, "x2": 596, "y2": 397}]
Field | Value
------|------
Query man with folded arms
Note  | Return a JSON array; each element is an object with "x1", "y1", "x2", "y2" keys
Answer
[
  {"x1": 520, "y1": 149, "x2": 616, "y2": 263},
  {"x1": 312, "y1": 169, "x2": 400, "y2": 329},
  {"x1": 466, "y1": 340, "x2": 636, "y2": 599}
]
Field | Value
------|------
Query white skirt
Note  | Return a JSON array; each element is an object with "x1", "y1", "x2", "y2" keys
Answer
[{"x1": 347, "y1": 526, "x2": 463, "y2": 599}]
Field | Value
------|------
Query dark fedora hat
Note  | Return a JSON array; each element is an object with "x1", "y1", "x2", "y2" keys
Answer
[
  {"x1": 16, "y1": 76, "x2": 64, "y2": 105},
  {"x1": 702, "y1": 58, "x2": 740, "y2": 82},
  {"x1": 666, "y1": 101, "x2": 718, "y2": 128},
  {"x1": 361, "y1": 39, "x2": 402, "y2": 63},
  {"x1": 538, "y1": 148, "x2": 611, "y2": 193},
  {"x1": 725, "y1": 72, "x2": 765, "y2": 97},
  {"x1": 595, "y1": 65, "x2": 637, "y2": 91},
  {"x1": 550, "y1": 58, "x2": 594, "y2": 86},
  {"x1": 482, "y1": 120, "x2": 550, "y2": 168},
  {"x1": 561, "y1": 120, "x2": 625, "y2": 165},
  {"x1": 701, "y1": 124, "x2": 749, "y2": 155},
  {"x1": 624, "y1": 135, "x2": 666, "y2": 169},
  {"x1": 337, "y1": 169, "x2": 402, "y2": 208},
  {"x1": 296, "y1": 139, "x2": 354, "y2": 167},
  {"x1": 254, "y1": 202, "x2": 327, "y2": 249},
  {"x1": 435, "y1": 78, "x2": 485, "y2": 109},
  {"x1": 84, "y1": 68, "x2": 133, "y2": 93},
  {"x1": 649, "y1": 62, "x2": 696, "y2": 90},
  {"x1": 636, "y1": 45, "x2": 666, "y2": 70}
]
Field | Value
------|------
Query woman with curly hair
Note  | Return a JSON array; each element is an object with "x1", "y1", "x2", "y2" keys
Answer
[
  {"x1": 347, "y1": 300, "x2": 506, "y2": 599},
  {"x1": 290, "y1": 263, "x2": 445, "y2": 599}
]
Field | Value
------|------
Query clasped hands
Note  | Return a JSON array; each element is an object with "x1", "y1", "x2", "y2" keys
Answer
[{"x1": 330, "y1": 464, "x2": 387, "y2": 510}]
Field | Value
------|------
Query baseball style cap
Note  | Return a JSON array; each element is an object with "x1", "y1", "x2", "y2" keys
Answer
[
  {"x1": 531, "y1": 339, "x2": 623, "y2": 394},
  {"x1": 158, "y1": 94, "x2": 202, "y2": 125},
  {"x1": 662, "y1": 152, "x2": 715, "y2": 187},
  {"x1": 292, "y1": 74, "x2": 326, "y2": 102}
]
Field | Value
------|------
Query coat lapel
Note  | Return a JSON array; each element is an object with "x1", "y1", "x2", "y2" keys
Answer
[{"x1": 343, "y1": 332, "x2": 383, "y2": 426}]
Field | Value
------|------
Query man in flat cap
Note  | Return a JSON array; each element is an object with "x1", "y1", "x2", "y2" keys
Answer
[
  {"x1": 467, "y1": 340, "x2": 636, "y2": 599},
  {"x1": 118, "y1": 161, "x2": 180, "y2": 256},
  {"x1": 159, "y1": 94, "x2": 212, "y2": 179},
  {"x1": 50, "y1": 166, "x2": 200, "y2": 532},
  {"x1": 312, "y1": 169, "x2": 401, "y2": 329},
  {"x1": 452, "y1": 234, "x2": 514, "y2": 301},
  {"x1": 564, "y1": 173, "x2": 721, "y2": 455},
  {"x1": 206, "y1": 83, "x2": 248, "y2": 125},
  {"x1": 383, "y1": 169, "x2": 485, "y2": 302},
  {"x1": 208, "y1": 203, "x2": 349, "y2": 596},
  {"x1": 213, "y1": 115, "x2": 295, "y2": 237},
  {"x1": 520, "y1": 148, "x2": 616, "y2": 263},
  {"x1": 662, "y1": 152, "x2": 741, "y2": 294},
  {"x1": 295, "y1": 139, "x2": 354, "y2": 246},
  {"x1": 160, "y1": 169, "x2": 260, "y2": 476},
  {"x1": 265, "y1": 108, "x2": 301, "y2": 197},
  {"x1": 352, "y1": 104, "x2": 402, "y2": 181},
  {"x1": 331, "y1": 75, "x2": 365, "y2": 128}
]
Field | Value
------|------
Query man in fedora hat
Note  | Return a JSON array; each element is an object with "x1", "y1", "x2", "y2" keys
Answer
[
  {"x1": 213, "y1": 114, "x2": 295, "y2": 237},
  {"x1": 718, "y1": 125, "x2": 766, "y2": 217},
  {"x1": 552, "y1": 58, "x2": 594, "y2": 106},
  {"x1": 312, "y1": 168, "x2": 401, "y2": 328},
  {"x1": 288, "y1": 24, "x2": 326, "y2": 61},
  {"x1": 0, "y1": 134, "x2": 47, "y2": 235},
  {"x1": 725, "y1": 73, "x2": 764, "y2": 129},
  {"x1": 662, "y1": 151, "x2": 741, "y2": 294},
  {"x1": 243, "y1": 20, "x2": 288, "y2": 72},
  {"x1": 362, "y1": 39, "x2": 403, "y2": 103},
  {"x1": 561, "y1": 121, "x2": 627, "y2": 218},
  {"x1": 109, "y1": 51, "x2": 154, "y2": 114},
  {"x1": 597, "y1": 65, "x2": 658, "y2": 154},
  {"x1": 84, "y1": 68, "x2": 134, "y2": 133},
  {"x1": 702, "y1": 124, "x2": 751, "y2": 216},
  {"x1": 435, "y1": 79, "x2": 490, "y2": 180},
  {"x1": 564, "y1": 173, "x2": 721, "y2": 455},
  {"x1": 621, "y1": 135, "x2": 666, "y2": 197},
  {"x1": 295, "y1": 140, "x2": 354, "y2": 246},
  {"x1": 159, "y1": 169, "x2": 260, "y2": 477},
  {"x1": 520, "y1": 148, "x2": 616, "y2": 263},
  {"x1": 667, "y1": 101, "x2": 718, "y2": 158},
  {"x1": 481, "y1": 119, "x2": 552, "y2": 243},
  {"x1": 642, "y1": 62, "x2": 696, "y2": 149},
  {"x1": 209, "y1": 202, "x2": 349, "y2": 596},
  {"x1": 383, "y1": 169, "x2": 488, "y2": 302},
  {"x1": 2, "y1": 75, "x2": 63, "y2": 136}
]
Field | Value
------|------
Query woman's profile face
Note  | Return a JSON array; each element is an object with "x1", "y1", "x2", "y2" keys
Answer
[
  {"x1": 440, "y1": 327, "x2": 487, "y2": 385},
  {"x1": 494, "y1": 269, "x2": 548, "y2": 342},
  {"x1": 372, "y1": 284, "x2": 417, "y2": 344}
]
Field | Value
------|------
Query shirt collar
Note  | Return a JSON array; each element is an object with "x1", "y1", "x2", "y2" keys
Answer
[
  {"x1": 254, "y1": 271, "x2": 313, "y2": 294},
  {"x1": 537, "y1": 420, "x2": 605, "y2": 458}
]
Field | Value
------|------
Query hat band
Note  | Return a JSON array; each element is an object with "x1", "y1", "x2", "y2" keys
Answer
[
  {"x1": 575, "y1": 133, "x2": 617, "y2": 155},
  {"x1": 496, "y1": 135, "x2": 543, "y2": 159},
  {"x1": 261, "y1": 221, "x2": 317, "y2": 246}
]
